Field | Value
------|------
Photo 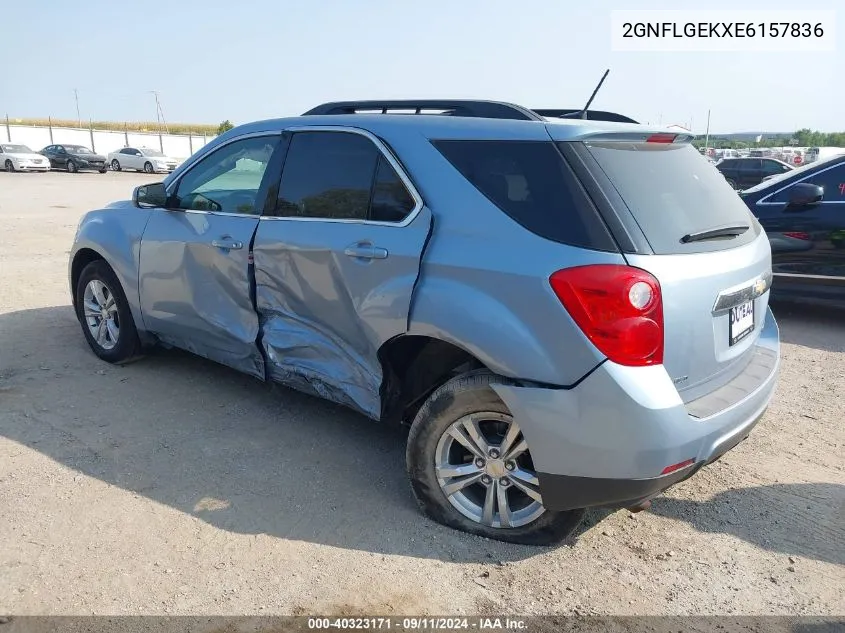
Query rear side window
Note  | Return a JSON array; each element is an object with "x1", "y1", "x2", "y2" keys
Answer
[
  {"x1": 370, "y1": 156, "x2": 416, "y2": 222},
  {"x1": 582, "y1": 142, "x2": 759, "y2": 254},
  {"x1": 432, "y1": 140, "x2": 615, "y2": 250}
]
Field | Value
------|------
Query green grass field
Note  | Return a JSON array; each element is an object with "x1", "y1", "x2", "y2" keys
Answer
[{"x1": 6, "y1": 118, "x2": 217, "y2": 136}]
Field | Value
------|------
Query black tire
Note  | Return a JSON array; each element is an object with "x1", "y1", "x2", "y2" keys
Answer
[
  {"x1": 98, "y1": 169, "x2": 107, "y2": 174},
  {"x1": 67, "y1": 160, "x2": 78, "y2": 173},
  {"x1": 4, "y1": 159, "x2": 14, "y2": 172},
  {"x1": 143, "y1": 161, "x2": 154, "y2": 174},
  {"x1": 74, "y1": 260, "x2": 141, "y2": 364},
  {"x1": 111, "y1": 159, "x2": 121, "y2": 172},
  {"x1": 406, "y1": 370, "x2": 586, "y2": 546}
]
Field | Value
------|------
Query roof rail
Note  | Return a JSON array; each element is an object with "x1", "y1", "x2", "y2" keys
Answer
[
  {"x1": 302, "y1": 100, "x2": 545, "y2": 121},
  {"x1": 532, "y1": 109, "x2": 639, "y2": 124}
]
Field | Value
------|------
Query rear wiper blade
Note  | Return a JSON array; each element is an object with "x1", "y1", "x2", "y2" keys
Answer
[{"x1": 681, "y1": 223, "x2": 750, "y2": 243}]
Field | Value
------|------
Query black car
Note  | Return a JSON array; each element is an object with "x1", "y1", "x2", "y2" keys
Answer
[
  {"x1": 716, "y1": 157, "x2": 794, "y2": 190},
  {"x1": 740, "y1": 153, "x2": 845, "y2": 308},
  {"x1": 40, "y1": 144, "x2": 107, "y2": 173}
]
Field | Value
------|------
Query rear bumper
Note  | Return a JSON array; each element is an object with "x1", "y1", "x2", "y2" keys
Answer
[
  {"x1": 491, "y1": 306, "x2": 780, "y2": 512},
  {"x1": 536, "y1": 404, "x2": 766, "y2": 511}
]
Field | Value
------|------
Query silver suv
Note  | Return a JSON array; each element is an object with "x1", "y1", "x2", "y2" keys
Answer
[{"x1": 69, "y1": 100, "x2": 780, "y2": 545}]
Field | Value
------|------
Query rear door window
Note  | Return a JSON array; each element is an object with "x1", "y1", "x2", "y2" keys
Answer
[
  {"x1": 275, "y1": 131, "x2": 378, "y2": 220},
  {"x1": 580, "y1": 141, "x2": 759, "y2": 254},
  {"x1": 432, "y1": 140, "x2": 616, "y2": 250}
]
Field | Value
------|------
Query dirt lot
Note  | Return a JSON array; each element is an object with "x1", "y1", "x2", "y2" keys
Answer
[{"x1": 0, "y1": 171, "x2": 843, "y2": 617}]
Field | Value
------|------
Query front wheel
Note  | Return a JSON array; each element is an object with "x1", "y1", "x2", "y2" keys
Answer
[
  {"x1": 143, "y1": 161, "x2": 154, "y2": 174},
  {"x1": 406, "y1": 371, "x2": 585, "y2": 545},
  {"x1": 74, "y1": 260, "x2": 141, "y2": 364},
  {"x1": 4, "y1": 159, "x2": 14, "y2": 172},
  {"x1": 67, "y1": 160, "x2": 78, "y2": 173}
]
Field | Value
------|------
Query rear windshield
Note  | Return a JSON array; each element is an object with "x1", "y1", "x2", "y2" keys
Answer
[
  {"x1": 582, "y1": 141, "x2": 759, "y2": 254},
  {"x1": 432, "y1": 140, "x2": 615, "y2": 251}
]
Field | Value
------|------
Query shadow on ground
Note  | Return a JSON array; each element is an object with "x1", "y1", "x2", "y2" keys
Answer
[
  {"x1": 1, "y1": 305, "x2": 842, "y2": 564},
  {"x1": 770, "y1": 300, "x2": 845, "y2": 353},
  {"x1": 649, "y1": 483, "x2": 844, "y2": 566}
]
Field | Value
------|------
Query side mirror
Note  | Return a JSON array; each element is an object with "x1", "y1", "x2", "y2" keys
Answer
[
  {"x1": 133, "y1": 182, "x2": 168, "y2": 208},
  {"x1": 787, "y1": 182, "x2": 823, "y2": 208}
]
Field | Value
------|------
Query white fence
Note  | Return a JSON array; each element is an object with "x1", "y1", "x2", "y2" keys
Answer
[{"x1": 2, "y1": 123, "x2": 217, "y2": 161}]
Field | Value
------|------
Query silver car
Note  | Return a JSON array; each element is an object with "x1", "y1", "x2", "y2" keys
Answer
[{"x1": 69, "y1": 100, "x2": 780, "y2": 545}]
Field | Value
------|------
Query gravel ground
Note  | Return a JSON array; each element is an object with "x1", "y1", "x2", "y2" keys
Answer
[{"x1": 0, "y1": 172, "x2": 843, "y2": 617}]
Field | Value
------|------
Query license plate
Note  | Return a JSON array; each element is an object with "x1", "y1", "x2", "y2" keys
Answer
[{"x1": 729, "y1": 301, "x2": 754, "y2": 345}]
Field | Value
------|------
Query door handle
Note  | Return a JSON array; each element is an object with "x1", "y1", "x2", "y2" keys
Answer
[
  {"x1": 344, "y1": 243, "x2": 388, "y2": 260},
  {"x1": 211, "y1": 239, "x2": 243, "y2": 250}
]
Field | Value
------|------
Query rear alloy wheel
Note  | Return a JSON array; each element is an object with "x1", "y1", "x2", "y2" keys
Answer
[
  {"x1": 111, "y1": 159, "x2": 121, "y2": 171},
  {"x1": 67, "y1": 160, "x2": 78, "y2": 173},
  {"x1": 74, "y1": 260, "x2": 141, "y2": 364},
  {"x1": 406, "y1": 371, "x2": 585, "y2": 545},
  {"x1": 143, "y1": 161, "x2": 154, "y2": 174},
  {"x1": 4, "y1": 159, "x2": 14, "y2": 172}
]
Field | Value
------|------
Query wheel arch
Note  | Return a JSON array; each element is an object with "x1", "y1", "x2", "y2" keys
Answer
[
  {"x1": 70, "y1": 248, "x2": 108, "y2": 306},
  {"x1": 378, "y1": 334, "x2": 492, "y2": 425}
]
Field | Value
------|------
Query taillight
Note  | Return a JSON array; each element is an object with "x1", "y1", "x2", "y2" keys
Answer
[
  {"x1": 645, "y1": 133, "x2": 676, "y2": 144},
  {"x1": 549, "y1": 265, "x2": 664, "y2": 367},
  {"x1": 783, "y1": 231, "x2": 811, "y2": 241}
]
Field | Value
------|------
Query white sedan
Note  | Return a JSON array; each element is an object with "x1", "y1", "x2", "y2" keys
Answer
[
  {"x1": 107, "y1": 147, "x2": 180, "y2": 174},
  {"x1": 0, "y1": 143, "x2": 51, "y2": 172}
]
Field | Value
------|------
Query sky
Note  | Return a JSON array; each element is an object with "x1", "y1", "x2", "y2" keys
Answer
[{"x1": 1, "y1": 0, "x2": 841, "y2": 134}]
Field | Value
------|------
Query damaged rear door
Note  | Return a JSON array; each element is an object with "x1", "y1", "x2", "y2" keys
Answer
[
  {"x1": 252, "y1": 127, "x2": 431, "y2": 419},
  {"x1": 138, "y1": 132, "x2": 284, "y2": 378}
]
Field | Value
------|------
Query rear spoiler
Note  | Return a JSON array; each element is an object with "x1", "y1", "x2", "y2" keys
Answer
[{"x1": 533, "y1": 109, "x2": 639, "y2": 124}]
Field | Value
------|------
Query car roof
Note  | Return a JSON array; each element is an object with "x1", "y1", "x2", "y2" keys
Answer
[{"x1": 224, "y1": 113, "x2": 685, "y2": 143}]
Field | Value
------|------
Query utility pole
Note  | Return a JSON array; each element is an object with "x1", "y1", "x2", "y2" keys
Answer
[
  {"x1": 74, "y1": 89, "x2": 81, "y2": 128},
  {"x1": 704, "y1": 109, "x2": 711, "y2": 155},
  {"x1": 150, "y1": 90, "x2": 169, "y2": 134}
]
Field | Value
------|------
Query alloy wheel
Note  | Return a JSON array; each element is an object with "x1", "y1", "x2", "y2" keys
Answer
[
  {"x1": 435, "y1": 412, "x2": 544, "y2": 528},
  {"x1": 82, "y1": 279, "x2": 120, "y2": 350}
]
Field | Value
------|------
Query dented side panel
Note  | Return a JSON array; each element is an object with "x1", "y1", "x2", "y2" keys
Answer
[
  {"x1": 253, "y1": 207, "x2": 434, "y2": 419},
  {"x1": 138, "y1": 209, "x2": 265, "y2": 379}
]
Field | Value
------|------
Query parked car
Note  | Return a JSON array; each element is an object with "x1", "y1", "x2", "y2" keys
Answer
[
  {"x1": 69, "y1": 99, "x2": 780, "y2": 544},
  {"x1": 108, "y1": 146, "x2": 181, "y2": 173},
  {"x1": 804, "y1": 146, "x2": 845, "y2": 165},
  {"x1": 0, "y1": 143, "x2": 51, "y2": 172},
  {"x1": 716, "y1": 157, "x2": 794, "y2": 189},
  {"x1": 40, "y1": 144, "x2": 107, "y2": 173},
  {"x1": 739, "y1": 153, "x2": 845, "y2": 308}
]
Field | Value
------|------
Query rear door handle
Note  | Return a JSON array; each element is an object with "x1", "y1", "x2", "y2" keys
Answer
[
  {"x1": 344, "y1": 243, "x2": 388, "y2": 260},
  {"x1": 211, "y1": 239, "x2": 243, "y2": 250}
]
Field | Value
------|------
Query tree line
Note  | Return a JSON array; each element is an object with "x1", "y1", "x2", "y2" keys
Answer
[{"x1": 693, "y1": 128, "x2": 845, "y2": 150}]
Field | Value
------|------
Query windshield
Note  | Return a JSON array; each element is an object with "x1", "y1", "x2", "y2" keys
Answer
[
  {"x1": 67, "y1": 146, "x2": 94, "y2": 154},
  {"x1": 142, "y1": 148, "x2": 164, "y2": 157},
  {"x1": 1, "y1": 144, "x2": 33, "y2": 153},
  {"x1": 742, "y1": 153, "x2": 844, "y2": 193},
  {"x1": 581, "y1": 141, "x2": 758, "y2": 254}
]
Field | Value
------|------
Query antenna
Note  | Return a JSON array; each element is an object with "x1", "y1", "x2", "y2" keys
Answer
[{"x1": 561, "y1": 69, "x2": 611, "y2": 120}]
